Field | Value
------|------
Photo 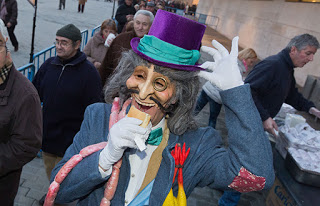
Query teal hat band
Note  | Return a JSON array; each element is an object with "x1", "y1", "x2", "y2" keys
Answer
[{"x1": 137, "y1": 35, "x2": 200, "y2": 66}]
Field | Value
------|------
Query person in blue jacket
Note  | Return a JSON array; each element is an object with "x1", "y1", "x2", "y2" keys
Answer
[
  {"x1": 245, "y1": 33, "x2": 320, "y2": 137},
  {"x1": 50, "y1": 10, "x2": 274, "y2": 206},
  {"x1": 32, "y1": 24, "x2": 102, "y2": 183}
]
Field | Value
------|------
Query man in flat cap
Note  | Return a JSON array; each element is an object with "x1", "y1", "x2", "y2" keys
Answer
[{"x1": 32, "y1": 24, "x2": 102, "y2": 187}]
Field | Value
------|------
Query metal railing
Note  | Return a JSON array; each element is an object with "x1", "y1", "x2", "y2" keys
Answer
[
  {"x1": 32, "y1": 45, "x2": 56, "y2": 75},
  {"x1": 164, "y1": 7, "x2": 220, "y2": 30},
  {"x1": 185, "y1": 13, "x2": 220, "y2": 29},
  {"x1": 17, "y1": 63, "x2": 36, "y2": 81},
  {"x1": 91, "y1": 25, "x2": 101, "y2": 37},
  {"x1": 18, "y1": 29, "x2": 89, "y2": 81},
  {"x1": 80, "y1": 29, "x2": 89, "y2": 50}
]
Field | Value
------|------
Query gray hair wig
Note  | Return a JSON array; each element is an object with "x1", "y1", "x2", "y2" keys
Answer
[
  {"x1": 286, "y1": 33, "x2": 320, "y2": 51},
  {"x1": 104, "y1": 50, "x2": 200, "y2": 135}
]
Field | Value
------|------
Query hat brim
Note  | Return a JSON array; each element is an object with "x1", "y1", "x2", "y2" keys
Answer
[{"x1": 130, "y1": 38, "x2": 204, "y2": 72}]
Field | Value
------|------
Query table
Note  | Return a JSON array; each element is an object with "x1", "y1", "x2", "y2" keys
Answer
[{"x1": 273, "y1": 147, "x2": 320, "y2": 206}]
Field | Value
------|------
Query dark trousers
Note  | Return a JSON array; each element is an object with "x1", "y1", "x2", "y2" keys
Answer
[
  {"x1": 7, "y1": 25, "x2": 18, "y2": 48},
  {"x1": 218, "y1": 191, "x2": 242, "y2": 206},
  {"x1": 0, "y1": 169, "x2": 22, "y2": 206},
  {"x1": 59, "y1": 0, "x2": 66, "y2": 9},
  {"x1": 194, "y1": 89, "x2": 222, "y2": 128},
  {"x1": 78, "y1": 4, "x2": 85, "y2": 12}
]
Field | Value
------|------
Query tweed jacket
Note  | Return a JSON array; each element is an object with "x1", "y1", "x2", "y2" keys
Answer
[
  {"x1": 51, "y1": 84, "x2": 275, "y2": 206},
  {"x1": 0, "y1": 66, "x2": 42, "y2": 203}
]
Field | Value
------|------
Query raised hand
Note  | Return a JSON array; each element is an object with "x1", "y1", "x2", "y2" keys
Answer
[{"x1": 198, "y1": 36, "x2": 243, "y2": 91}]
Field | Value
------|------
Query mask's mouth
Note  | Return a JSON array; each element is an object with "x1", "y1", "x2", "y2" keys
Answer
[{"x1": 133, "y1": 96, "x2": 158, "y2": 113}]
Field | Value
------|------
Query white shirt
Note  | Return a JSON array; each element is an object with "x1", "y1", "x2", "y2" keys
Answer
[{"x1": 124, "y1": 118, "x2": 165, "y2": 205}]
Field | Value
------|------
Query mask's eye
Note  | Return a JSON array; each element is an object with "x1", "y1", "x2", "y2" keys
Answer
[
  {"x1": 153, "y1": 77, "x2": 167, "y2": 92},
  {"x1": 134, "y1": 71, "x2": 145, "y2": 80}
]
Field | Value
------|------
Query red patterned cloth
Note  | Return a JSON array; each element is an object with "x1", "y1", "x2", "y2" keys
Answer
[{"x1": 228, "y1": 167, "x2": 266, "y2": 193}]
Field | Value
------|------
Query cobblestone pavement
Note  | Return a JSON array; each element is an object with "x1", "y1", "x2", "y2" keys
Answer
[{"x1": 13, "y1": 1, "x2": 269, "y2": 205}]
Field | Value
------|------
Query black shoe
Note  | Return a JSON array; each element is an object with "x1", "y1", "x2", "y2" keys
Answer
[
  {"x1": 14, "y1": 45, "x2": 18, "y2": 52},
  {"x1": 39, "y1": 194, "x2": 46, "y2": 205}
]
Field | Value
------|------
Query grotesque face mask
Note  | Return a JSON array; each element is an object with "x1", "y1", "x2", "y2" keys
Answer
[{"x1": 126, "y1": 64, "x2": 175, "y2": 126}]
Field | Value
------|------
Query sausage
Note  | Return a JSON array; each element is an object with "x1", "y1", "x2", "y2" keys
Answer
[
  {"x1": 109, "y1": 97, "x2": 120, "y2": 129},
  {"x1": 100, "y1": 197, "x2": 110, "y2": 206},
  {"x1": 118, "y1": 98, "x2": 132, "y2": 119},
  {"x1": 80, "y1": 142, "x2": 108, "y2": 158},
  {"x1": 54, "y1": 154, "x2": 83, "y2": 184},
  {"x1": 113, "y1": 159, "x2": 122, "y2": 169},
  {"x1": 44, "y1": 181, "x2": 60, "y2": 206},
  {"x1": 104, "y1": 164, "x2": 121, "y2": 200}
]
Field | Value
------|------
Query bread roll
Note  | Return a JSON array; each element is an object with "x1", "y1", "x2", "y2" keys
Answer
[{"x1": 127, "y1": 105, "x2": 151, "y2": 128}]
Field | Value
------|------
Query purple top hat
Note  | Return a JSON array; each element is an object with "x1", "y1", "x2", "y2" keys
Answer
[{"x1": 131, "y1": 10, "x2": 206, "y2": 71}]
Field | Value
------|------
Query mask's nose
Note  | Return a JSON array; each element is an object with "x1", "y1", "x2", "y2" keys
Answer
[{"x1": 138, "y1": 79, "x2": 155, "y2": 100}]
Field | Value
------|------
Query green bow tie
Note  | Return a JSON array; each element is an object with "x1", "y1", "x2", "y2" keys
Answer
[{"x1": 146, "y1": 128, "x2": 163, "y2": 146}]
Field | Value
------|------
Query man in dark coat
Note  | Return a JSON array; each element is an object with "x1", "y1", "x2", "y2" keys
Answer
[
  {"x1": 115, "y1": 0, "x2": 136, "y2": 33},
  {"x1": 32, "y1": 24, "x2": 102, "y2": 183},
  {"x1": 0, "y1": 0, "x2": 18, "y2": 52},
  {"x1": 99, "y1": 10, "x2": 154, "y2": 86},
  {"x1": 0, "y1": 20, "x2": 42, "y2": 206},
  {"x1": 245, "y1": 33, "x2": 320, "y2": 137}
]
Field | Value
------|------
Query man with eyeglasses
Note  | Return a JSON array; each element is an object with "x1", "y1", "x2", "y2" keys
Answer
[
  {"x1": 32, "y1": 24, "x2": 102, "y2": 203},
  {"x1": 0, "y1": 19, "x2": 42, "y2": 206}
]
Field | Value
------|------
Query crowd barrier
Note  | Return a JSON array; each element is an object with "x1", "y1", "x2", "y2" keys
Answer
[
  {"x1": 91, "y1": 25, "x2": 101, "y2": 37},
  {"x1": 18, "y1": 9, "x2": 218, "y2": 81},
  {"x1": 165, "y1": 6, "x2": 219, "y2": 29},
  {"x1": 17, "y1": 63, "x2": 36, "y2": 81}
]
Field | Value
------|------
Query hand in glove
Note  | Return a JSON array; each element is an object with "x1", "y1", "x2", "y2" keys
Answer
[
  {"x1": 198, "y1": 36, "x2": 244, "y2": 90},
  {"x1": 309, "y1": 107, "x2": 320, "y2": 119},
  {"x1": 99, "y1": 117, "x2": 152, "y2": 171}
]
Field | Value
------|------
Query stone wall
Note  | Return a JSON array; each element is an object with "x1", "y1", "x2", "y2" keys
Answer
[{"x1": 197, "y1": 0, "x2": 320, "y2": 86}]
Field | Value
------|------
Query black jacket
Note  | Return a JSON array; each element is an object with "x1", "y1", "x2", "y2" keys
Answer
[
  {"x1": 115, "y1": 3, "x2": 136, "y2": 33},
  {"x1": 245, "y1": 48, "x2": 315, "y2": 121},
  {"x1": 32, "y1": 51, "x2": 102, "y2": 156}
]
